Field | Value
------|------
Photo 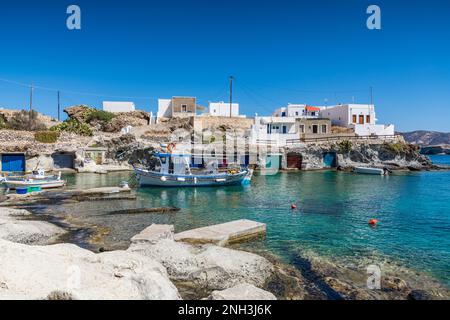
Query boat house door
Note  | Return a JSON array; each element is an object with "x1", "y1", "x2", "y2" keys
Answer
[
  {"x1": 1, "y1": 154, "x2": 26, "y2": 172},
  {"x1": 323, "y1": 152, "x2": 337, "y2": 168},
  {"x1": 287, "y1": 153, "x2": 302, "y2": 169}
]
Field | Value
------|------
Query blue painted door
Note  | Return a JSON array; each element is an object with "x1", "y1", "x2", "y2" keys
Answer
[
  {"x1": 323, "y1": 152, "x2": 337, "y2": 168},
  {"x1": 2, "y1": 154, "x2": 26, "y2": 172}
]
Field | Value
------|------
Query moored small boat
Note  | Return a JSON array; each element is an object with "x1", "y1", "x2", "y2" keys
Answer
[
  {"x1": 134, "y1": 153, "x2": 252, "y2": 187},
  {"x1": 1, "y1": 171, "x2": 66, "y2": 189},
  {"x1": 354, "y1": 167, "x2": 388, "y2": 175}
]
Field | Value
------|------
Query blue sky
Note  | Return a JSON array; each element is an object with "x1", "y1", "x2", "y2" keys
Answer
[{"x1": 0, "y1": 0, "x2": 449, "y2": 131}]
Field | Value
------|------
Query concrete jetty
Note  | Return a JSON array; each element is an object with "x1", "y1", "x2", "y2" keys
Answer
[
  {"x1": 174, "y1": 219, "x2": 266, "y2": 246},
  {"x1": 1, "y1": 185, "x2": 132, "y2": 206}
]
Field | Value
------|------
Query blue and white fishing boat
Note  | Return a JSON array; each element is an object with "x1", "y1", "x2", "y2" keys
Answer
[
  {"x1": 134, "y1": 153, "x2": 252, "y2": 187},
  {"x1": 1, "y1": 171, "x2": 66, "y2": 189}
]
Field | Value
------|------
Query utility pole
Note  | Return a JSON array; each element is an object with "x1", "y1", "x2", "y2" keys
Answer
[
  {"x1": 57, "y1": 90, "x2": 61, "y2": 121},
  {"x1": 29, "y1": 83, "x2": 34, "y2": 112},
  {"x1": 229, "y1": 76, "x2": 234, "y2": 118}
]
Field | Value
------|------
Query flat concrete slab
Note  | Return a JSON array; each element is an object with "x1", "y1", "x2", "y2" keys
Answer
[
  {"x1": 78, "y1": 186, "x2": 131, "y2": 195},
  {"x1": 174, "y1": 219, "x2": 266, "y2": 246},
  {"x1": 131, "y1": 224, "x2": 174, "y2": 244}
]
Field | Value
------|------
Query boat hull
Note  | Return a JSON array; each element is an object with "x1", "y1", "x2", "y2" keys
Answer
[
  {"x1": 2, "y1": 180, "x2": 66, "y2": 189},
  {"x1": 134, "y1": 168, "x2": 249, "y2": 187},
  {"x1": 354, "y1": 167, "x2": 385, "y2": 175}
]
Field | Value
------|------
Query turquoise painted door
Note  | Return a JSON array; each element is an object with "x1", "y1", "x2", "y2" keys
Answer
[
  {"x1": 2, "y1": 154, "x2": 26, "y2": 172},
  {"x1": 265, "y1": 155, "x2": 281, "y2": 170},
  {"x1": 323, "y1": 152, "x2": 337, "y2": 168}
]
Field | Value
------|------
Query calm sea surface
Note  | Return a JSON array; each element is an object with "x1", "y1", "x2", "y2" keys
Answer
[{"x1": 53, "y1": 155, "x2": 450, "y2": 288}]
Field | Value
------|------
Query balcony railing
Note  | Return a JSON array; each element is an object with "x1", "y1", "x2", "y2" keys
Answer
[{"x1": 286, "y1": 134, "x2": 400, "y2": 145}]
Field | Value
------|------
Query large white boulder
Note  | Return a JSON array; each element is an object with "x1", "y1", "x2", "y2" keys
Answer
[
  {"x1": 129, "y1": 238, "x2": 274, "y2": 290},
  {"x1": 0, "y1": 207, "x2": 65, "y2": 245},
  {"x1": 207, "y1": 283, "x2": 276, "y2": 300},
  {"x1": 0, "y1": 239, "x2": 181, "y2": 300}
]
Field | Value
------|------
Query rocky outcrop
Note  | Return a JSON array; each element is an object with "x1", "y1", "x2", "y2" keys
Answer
[
  {"x1": 103, "y1": 111, "x2": 150, "y2": 132},
  {"x1": 420, "y1": 145, "x2": 450, "y2": 155},
  {"x1": 129, "y1": 230, "x2": 274, "y2": 291},
  {"x1": 0, "y1": 239, "x2": 181, "y2": 300},
  {"x1": 207, "y1": 283, "x2": 276, "y2": 300},
  {"x1": 290, "y1": 248, "x2": 450, "y2": 300},
  {"x1": 0, "y1": 207, "x2": 65, "y2": 245},
  {"x1": 64, "y1": 105, "x2": 150, "y2": 133},
  {"x1": 286, "y1": 140, "x2": 432, "y2": 170}
]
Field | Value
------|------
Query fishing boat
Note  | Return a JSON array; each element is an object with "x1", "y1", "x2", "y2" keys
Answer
[
  {"x1": 1, "y1": 171, "x2": 66, "y2": 189},
  {"x1": 134, "y1": 153, "x2": 252, "y2": 187},
  {"x1": 354, "y1": 167, "x2": 388, "y2": 175}
]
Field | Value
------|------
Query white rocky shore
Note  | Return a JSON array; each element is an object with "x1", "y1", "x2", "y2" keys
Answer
[
  {"x1": 0, "y1": 207, "x2": 65, "y2": 245},
  {"x1": 0, "y1": 207, "x2": 276, "y2": 300}
]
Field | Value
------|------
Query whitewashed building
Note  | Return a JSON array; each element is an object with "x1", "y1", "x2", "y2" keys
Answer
[
  {"x1": 157, "y1": 99, "x2": 172, "y2": 118},
  {"x1": 157, "y1": 97, "x2": 197, "y2": 120},
  {"x1": 208, "y1": 101, "x2": 242, "y2": 117},
  {"x1": 250, "y1": 116, "x2": 298, "y2": 146},
  {"x1": 272, "y1": 104, "x2": 320, "y2": 118},
  {"x1": 102, "y1": 101, "x2": 135, "y2": 113},
  {"x1": 319, "y1": 104, "x2": 395, "y2": 136}
]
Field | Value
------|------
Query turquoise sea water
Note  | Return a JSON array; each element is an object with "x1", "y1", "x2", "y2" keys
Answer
[{"x1": 56, "y1": 156, "x2": 450, "y2": 289}]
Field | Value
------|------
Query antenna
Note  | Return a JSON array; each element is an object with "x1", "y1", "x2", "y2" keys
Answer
[
  {"x1": 370, "y1": 86, "x2": 373, "y2": 105},
  {"x1": 29, "y1": 83, "x2": 34, "y2": 111},
  {"x1": 57, "y1": 90, "x2": 61, "y2": 121},
  {"x1": 229, "y1": 76, "x2": 234, "y2": 118}
]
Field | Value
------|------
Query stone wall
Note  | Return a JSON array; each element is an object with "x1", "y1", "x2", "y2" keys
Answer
[{"x1": 194, "y1": 116, "x2": 254, "y2": 131}]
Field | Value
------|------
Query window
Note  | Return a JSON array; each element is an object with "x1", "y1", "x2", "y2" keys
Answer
[
  {"x1": 312, "y1": 125, "x2": 318, "y2": 134},
  {"x1": 281, "y1": 112, "x2": 286, "y2": 117},
  {"x1": 352, "y1": 115, "x2": 357, "y2": 123},
  {"x1": 359, "y1": 115, "x2": 364, "y2": 124},
  {"x1": 299, "y1": 125, "x2": 305, "y2": 133},
  {"x1": 295, "y1": 112, "x2": 299, "y2": 116},
  {"x1": 366, "y1": 115, "x2": 371, "y2": 124},
  {"x1": 282, "y1": 126, "x2": 287, "y2": 134},
  {"x1": 321, "y1": 125, "x2": 327, "y2": 133},
  {"x1": 181, "y1": 104, "x2": 187, "y2": 112}
]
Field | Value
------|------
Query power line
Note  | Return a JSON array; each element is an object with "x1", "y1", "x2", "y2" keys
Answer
[{"x1": 0, "y1": 77, "x2": 159, "y2": 100}]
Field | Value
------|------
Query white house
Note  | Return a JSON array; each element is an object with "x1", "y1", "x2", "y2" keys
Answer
[
  {"x1": 272, "y1": 104, "x2": 320, "y2": 118},
  {"x1": 208, "y1": 101, "x2": 241, "y2": 117},
  {"x1": 319, "y1": 104, "x2": 395, "y2": 136},
  {"x1": 157, "y1": 99, "x2": 172, "y2": 118},
  {"x1": 250, "y1": 116, "x2": 299, "y2": 146},
  {"x1": 102, "y1": 101, "x2": 135, "y2": 113},
  {"x1": 157, "y1": 97, "x2": 197, "y2": 120}
]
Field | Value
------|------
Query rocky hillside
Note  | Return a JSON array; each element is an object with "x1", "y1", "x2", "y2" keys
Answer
[
  {"x1": 64, "y1": 105, "x2": 150, "y2": 133},
  {"x1": 401, "y1": 131, "x2": 450, "y2": 146}
]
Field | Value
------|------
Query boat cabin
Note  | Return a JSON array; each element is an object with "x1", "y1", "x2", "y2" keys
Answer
[
  {"x1": 153, "y1": 153, "x2": 221, "y2": 175},
  {"x1": 155, "y1": 153, "x2": 191, "y2": 175}
]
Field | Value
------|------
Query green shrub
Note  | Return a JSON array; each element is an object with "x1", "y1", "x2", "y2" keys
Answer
[
  {"x1": 385, "y1": 142, "x2": 402, "y2": 153},
  {"x1": 34, "y1": 131, "x2": 60, "y2": 143},
  {"x1": 0, "y1": 114, "x2": 7, "y2": 129},
  {"x1": 383, "y1": 142, "x2": 412, "y2": 154},
  {"x1": 86, "y1": 110, "x2": 116, "y2": 123},
  {"x1": 51, "y1": 118, "x2": 93, "y2": 136},
  {"x1": 338, "y1": 140, "x2": 353, "y2": 154},
  {"x1": 8, "y1": 110, "x2": 46, "y2": 131}
]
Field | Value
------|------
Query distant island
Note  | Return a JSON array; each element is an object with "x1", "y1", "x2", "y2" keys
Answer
[{"x1": 401, "y1": 131, "x2": 450, "y2": 155}]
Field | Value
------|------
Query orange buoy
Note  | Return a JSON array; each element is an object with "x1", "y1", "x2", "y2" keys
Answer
[
  {"x1": 368, "y1": 219, "x2": 378, "y2": 226},
  {"x1": 291, "y1": 204, "x2": 297, "y2": 210}
]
